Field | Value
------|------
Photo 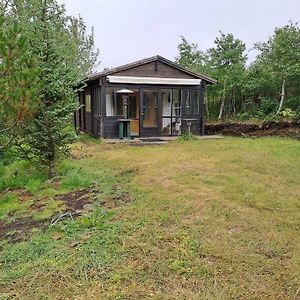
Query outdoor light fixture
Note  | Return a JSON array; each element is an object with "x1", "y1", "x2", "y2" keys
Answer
[{"x1": 116, "y1": 89, "x2": 134, "y2": 94}]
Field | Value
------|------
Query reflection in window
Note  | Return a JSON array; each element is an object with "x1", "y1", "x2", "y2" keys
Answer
[
  {"x1": 185, "y1": 91, "x2": 200, "y2": 115},
  {"x1": 129, "y1": 95, "x2": 137, "y2": 118},
  {"x1": 116, "y1": 93, "x2": 124, "y2": 116},
  {"x1": 105, "y1": 88, "x2": 115, "y2": 116},
  {"x1": 161, "y1": 118, "x2": 171, "y2": 135},
  {"x1": 143, "y1": 90, "x2": 158, "y2": 128},
  {"x1": 161, "y1": 89, "x2": 181, "y2": 135}
]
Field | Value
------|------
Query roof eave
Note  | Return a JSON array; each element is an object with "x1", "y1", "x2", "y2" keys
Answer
[{"x1": 88, "y1": 55, "x2": 217, "y2": 84}]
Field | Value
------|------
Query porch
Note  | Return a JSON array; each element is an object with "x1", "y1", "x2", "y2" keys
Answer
[{"x1": 104, "y1": 86, "x2": 203, "y2": 139}]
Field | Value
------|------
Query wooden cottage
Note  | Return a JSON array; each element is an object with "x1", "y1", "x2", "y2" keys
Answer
[{"x1": 75, "y1": 55, "x2": 216, "y2": 139}]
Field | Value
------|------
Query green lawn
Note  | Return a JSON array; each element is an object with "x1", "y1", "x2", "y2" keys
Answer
[{"x1": 0, "y1": 137, "x2": 300, "y2": 299}]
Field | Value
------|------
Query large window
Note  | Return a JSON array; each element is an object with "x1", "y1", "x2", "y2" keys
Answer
[
  {"x1": 106, "y1": 89, "x2": 124, "y2": 116},
  {"x1": 161, "y1": 89, "x2": 181, "y2": 135},
  {"x1": 185, "y1": 91, "x2": 200, "y2": 115},
  {"x1": 106, "y1": 88, "x2": 139, "y2": 117}
]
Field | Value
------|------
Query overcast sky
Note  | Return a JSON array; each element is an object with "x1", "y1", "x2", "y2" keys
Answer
[{"x1": 60, "y1": 0, "x2": 300, "y2": 71}]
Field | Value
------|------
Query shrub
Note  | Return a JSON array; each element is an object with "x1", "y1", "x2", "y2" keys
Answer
[
  {"x1": 59, "y1": 166, "x2": 94, "y2": 190},
  {"x1": 279, "y1": 108, "x2": 297, "y2": 119},
  {"x1": 256, "y1": 97, "x2": 278, "y2": 118},
  {"x1": 177, "y1": 133, "x2": 197, "y2": 141},
  {"x1": 0, "y1": 160, "x2": 47, "y2": 192},
  {"x1": 237, "y1": 112, "x2": 254, "y2": 121}
]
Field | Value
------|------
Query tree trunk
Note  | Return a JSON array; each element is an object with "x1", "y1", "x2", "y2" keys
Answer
[
  {"x1": 205, "y1": 92, "x2": 210, "y2": 120},
  {"x1": 218, "y1": 78, "x2": 227, "y2": 120},
  {"x1": 48, "y1": 158, "x2": 55, "y2": 179},
  {"x1": 233, "y1": 89, "x2": 236, "y2": 116},
  {"x1": 276, "y1": 79, "x2": 286, "y2": 115}
]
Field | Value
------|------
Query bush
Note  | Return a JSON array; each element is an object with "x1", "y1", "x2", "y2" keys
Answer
[
  {"x1": 237, "y1": 112, "x2": 254, "y2": 121},
  {"x1": 177, "y1": 133, "x2": 197, "y2": 141},
  {"x1": 58, "y1": 161, "x2": 94, "y2": 190},
  {"x1": 285, "y1": 97, "x2": 300, "y2": 115},
  {"x1": 0, "y1": 160, "x2": 47, "y2": 192},
  {"x1": 279, "y1": 108, "x2": 297, "y2": 119},
  {"x1": 256, "y1": 97, "x2": 278, "y2": 118}
]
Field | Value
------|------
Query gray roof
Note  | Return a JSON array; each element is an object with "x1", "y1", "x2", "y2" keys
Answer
[{"x1": 88, "y1": 55, "x2": 217, "y2": 84}]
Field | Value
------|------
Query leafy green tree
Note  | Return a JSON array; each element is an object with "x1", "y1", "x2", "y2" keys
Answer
[
  {"x1": 175, "y1": 36, "x2": 213, "y2": 118},
  {"x1": 5, "y1": 0, "x2": 99, "y2": 178},
  {"x1": 255, "y1": 23, "x2": 300, "y2": 115},
  {"x1": 207, "y1": 32, "x2": 247, "y2": 119},
  {"x1": 175, "y1": 33, "x2": 247, "y2": 120},
  {"x1": 175, "y1": 36, "x2": 207, "y2": 73},
  {"x1": 67, "y1": 15, "x2": 100, "y2": 79}
]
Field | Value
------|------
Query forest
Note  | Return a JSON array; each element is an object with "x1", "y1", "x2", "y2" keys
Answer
[{"x1": 175, "y1": 25, "x2": 300, "y2": 121}]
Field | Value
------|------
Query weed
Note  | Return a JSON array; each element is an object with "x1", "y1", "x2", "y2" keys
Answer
[
  {"x1": 78, "y1": 205, "x2": 115, "y2": 228},
  {"x1": 177, "y1": 132, "x2": 197, "y2": 141}
]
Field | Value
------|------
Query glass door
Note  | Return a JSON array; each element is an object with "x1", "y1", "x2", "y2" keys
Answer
[
  {"x1": 140, "y1": 89, "x2": 159, "y2": 136},
  {"x1": 128, "y1": 92, "x2": 139, "y2": 136},
  {"x1": 161, "y1": 89, "x2": 181, "y2": 136}
]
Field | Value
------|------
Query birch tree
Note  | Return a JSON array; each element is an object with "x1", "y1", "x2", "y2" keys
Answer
[{"x1": 255, "y1": 23, "x2": 300, "y2": 115}]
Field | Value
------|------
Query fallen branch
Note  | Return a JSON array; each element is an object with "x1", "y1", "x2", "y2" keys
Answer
[{"x1": 49, "y1": 212, "x2": 79, "y2": 226}]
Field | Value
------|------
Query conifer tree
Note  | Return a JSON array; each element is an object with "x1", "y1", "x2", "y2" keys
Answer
[{"x1": 3, "y1": 0, "x2": 99, "y2": 177}]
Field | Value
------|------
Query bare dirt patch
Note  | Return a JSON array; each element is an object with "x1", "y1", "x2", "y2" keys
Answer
[
  {"x1": 1, "y1": 186, "x2": 132, "y2": 244},
  {"x1": 205, "y1": 120, "x2": 300, "y2": 139},
  {"x1": 0, "y1": 217, "x2": 49, "y2": 244},
  {"x1": 54, "y1": 188, "x2": 95, "y2": 212},
  {"x1": 0, "y1": 188, "x2": 95, "y2": 244}
]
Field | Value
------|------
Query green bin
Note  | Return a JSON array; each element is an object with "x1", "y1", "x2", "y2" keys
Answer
[{"x1": 118, "y1": 120, "x2": 130, "y2": 139}]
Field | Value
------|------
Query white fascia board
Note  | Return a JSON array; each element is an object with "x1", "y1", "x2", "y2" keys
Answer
[{"x1": 107, "y1": 76, "x2": 201, "y2": 85}]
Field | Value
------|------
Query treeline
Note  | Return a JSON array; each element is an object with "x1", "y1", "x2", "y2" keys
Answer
[
  {"x1": 175, "y1": 23, "x2": 300, "y2": 121},
  {"x1": 0, "y1": 0, "x2": 99, "y2": 177}
]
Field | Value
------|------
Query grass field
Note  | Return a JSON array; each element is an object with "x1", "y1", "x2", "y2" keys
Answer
[{"x1": 0, "y1": 136, "x2": 300, "y2": 299}]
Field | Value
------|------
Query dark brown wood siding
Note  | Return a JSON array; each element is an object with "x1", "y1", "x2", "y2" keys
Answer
[
  {"x1": 103, "y1": 117, "x2": 119, "y2": 138},
  {"x1": 113, "y1": 61, "x2": 196, "y2": 79}
]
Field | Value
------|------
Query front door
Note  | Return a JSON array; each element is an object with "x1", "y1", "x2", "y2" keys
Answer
[
  {"x1": 140, "y1": 89, "x2": 159, "y2": 136},
  {"x1": 128, "y1": 92, "x2": 139, "y2": 137}
]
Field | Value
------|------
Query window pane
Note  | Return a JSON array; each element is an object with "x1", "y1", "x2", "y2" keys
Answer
[
  {"x1": 143, "y1": 90, "x2": 158, "y2": 127},
  {"x1": 162, "y1": 89, "x2": 181, "y2": 117},
  {"x1": 185, "y1": 91, "x2": 191, "y2": 115},
  {"x1": 172, "y1": 117, "x2": 181, "y2": 135},
  {"x1": 85, "y1": 94, "x2": 91, "y2": 112},
  {"x1": 116, "y1": 94, "x2": 124, "y2": 116},
  {"x1": 129, "y1": 95, "x2": 137, "y2": 118},
  {"x1": 191, "y1": 91, "x2": 200, "y2": 115},
  {"x1": 185, "y1": 90, "x2": 200, "y2": 115},
  {"x1": 161, "y1": 118, "x2": 171, "y2": 135},
  {"x1": 105, "y1": 88, "x2": 115, "y2": 116},
  {"x1": 162, "y1": 89, "x2": 172, "y2": 117},
  {"x1": 172, "y1": 89, "x2": 181, "y2": 116}
]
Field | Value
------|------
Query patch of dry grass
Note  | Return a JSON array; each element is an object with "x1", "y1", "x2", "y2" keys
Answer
[{"x1": 1, "y1": 137, "x2": 300, "y2": 299}]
